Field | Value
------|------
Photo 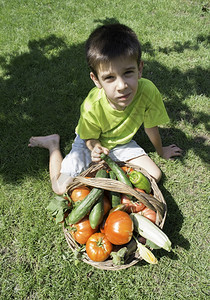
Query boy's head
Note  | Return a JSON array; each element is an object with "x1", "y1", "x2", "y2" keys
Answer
[{"x1": 86, "y1": 23, "x2": 142, "y2": 77}]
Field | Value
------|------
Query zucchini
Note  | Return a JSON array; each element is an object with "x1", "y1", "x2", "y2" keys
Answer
[
  {"x1": 67, "y1": 169, "x2": 107, "y2": 224},
  {"x1": 89, "y1": 194, "x2": 104, "y2": 229},
  {"x1": 109, "y1": 171, "x2": 121, "y2": 207},
  {"x1": 100, "y1": 153, "x2": 133, "y2": 188},
  {"x1": 130, "y1": 213, "x2": 172, "y2": 252}
]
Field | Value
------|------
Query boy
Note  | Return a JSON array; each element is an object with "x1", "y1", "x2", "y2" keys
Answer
[{"x1": 28, "y1": 24, "x2": 182, "y2": 195}]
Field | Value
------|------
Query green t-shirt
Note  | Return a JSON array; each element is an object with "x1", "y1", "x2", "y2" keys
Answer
[{"x1": 76, "y1": 78, "x2": 169, "y2": 149}]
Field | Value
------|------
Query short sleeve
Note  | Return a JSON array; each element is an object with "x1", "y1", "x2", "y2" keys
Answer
[
  {"x1": 143, "y1": 88, "x2": 169, "y2": 128},
  {"x1": 76, "y1": 116, "x2": 101, "y2": 140}
]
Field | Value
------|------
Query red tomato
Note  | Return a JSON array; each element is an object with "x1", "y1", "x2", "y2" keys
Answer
[
  {"x1": 121, "y1": 188, "x2": 146, "y2": 213},
  {"x1": 70, "y1": 186, "x2": 90, "y2": 202},
  {"x1": 138, "y1": 207, "x2": 156, "y2": 223},
  {"x1": 69, "y1": 216, "x2": 97, "y2": 244},
  {"x1": 86, "y1": 233, "x2": 113, "y2": 262},
  {"x1": 104, "y1": 211, "x2": 133, "y2": 245}
]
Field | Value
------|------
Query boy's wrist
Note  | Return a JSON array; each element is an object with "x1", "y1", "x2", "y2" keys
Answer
[{"x1": 156, "y1": 147, "x2": 164, "y2": 157}]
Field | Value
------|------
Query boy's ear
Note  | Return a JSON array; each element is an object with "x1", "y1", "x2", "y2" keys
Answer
[
  {"x1": 138, "y1": 61, "x2": 144, "y2": 79},
  {"x1": 90, "y1": 72, "x2": 102, "y2": 89}
]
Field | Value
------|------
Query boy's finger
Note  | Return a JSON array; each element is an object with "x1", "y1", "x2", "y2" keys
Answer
[
  {"x1": 103, "y1": 149, "x2": 109, "y2": 155},
  {"x1": 91, "y1": 156, "x2": 101, "y2": 162},
  {"x1": 94, "y1": 148, "x2": 102, "y2": 153},
  {"x1": 171, "y1": 145, "x2": 183, "y2": 151},
  {"x1": 170, "y1": 151, "x2": 182, "y2": 157}
]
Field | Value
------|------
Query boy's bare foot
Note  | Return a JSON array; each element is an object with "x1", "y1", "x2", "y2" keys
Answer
[{"x1": 28, "y1": 134, "x2": 60, "y2": 150}]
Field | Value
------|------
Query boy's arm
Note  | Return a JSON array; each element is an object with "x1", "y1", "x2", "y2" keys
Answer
[
  {"x1": 85, "y1": 139, "x2": 109, "y2": 162},
  {"x1": 144, "y1": 126, "x2": 182, "y2": 159}
]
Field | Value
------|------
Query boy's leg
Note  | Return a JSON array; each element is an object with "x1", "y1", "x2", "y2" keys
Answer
[
  {"x1": 28, "y1": 134, "x2": 73, "y2": 195},
  {"x1": 126, "y1": 155, "x2": 162, "y2": 182}
]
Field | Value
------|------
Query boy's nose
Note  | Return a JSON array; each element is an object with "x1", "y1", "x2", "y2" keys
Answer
[{"x1": 117, "y1": 77, "x2": 127, "y2": 90}]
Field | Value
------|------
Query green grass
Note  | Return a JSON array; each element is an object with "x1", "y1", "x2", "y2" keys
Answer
[{"x1": 0, "y1": 0, "x2": 209, "y2": 299}]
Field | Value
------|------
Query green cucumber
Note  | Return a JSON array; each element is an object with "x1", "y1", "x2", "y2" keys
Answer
[
  {"x1": 67, "y1": 169, "x2": 107, "y2": 224},
  {"x1": 100, "y1": 153, "x2": 133, "y2": 188},
  {"x1": 109, "y1": 171, "x2": 121, "y2": 207},
  {"x1": 89, "y1": 194, "x2": 104, "y2": 229}
]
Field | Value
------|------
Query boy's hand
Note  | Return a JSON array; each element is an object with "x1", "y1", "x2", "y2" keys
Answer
[
  {"x1": 91, "y1": 145, "x2": 109, "y2": 162},
  {"x1": 161, "y1": 144, "x2": 183, "y2": 159}
]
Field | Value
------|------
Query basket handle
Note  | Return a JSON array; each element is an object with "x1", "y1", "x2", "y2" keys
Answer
[{"x1": 72, "y1": 177, "x2": 165, "y2": 219}]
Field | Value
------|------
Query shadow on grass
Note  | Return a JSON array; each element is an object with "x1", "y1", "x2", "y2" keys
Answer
[
  {"x1": 159, "y1": 174, "x2": 190, "y2": 251},
  {"x1": 0, "y1": 34, "x2": 90, "y2": 181}
]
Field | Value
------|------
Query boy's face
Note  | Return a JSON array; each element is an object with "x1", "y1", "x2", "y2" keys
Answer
[{"x1": 90, "y1": 56, "x2": 143, "y2": 111}]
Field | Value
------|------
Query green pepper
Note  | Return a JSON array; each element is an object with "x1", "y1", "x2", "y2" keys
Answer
[{"x1": 128, "y1": 170, "x2": 151, "y2": 194}]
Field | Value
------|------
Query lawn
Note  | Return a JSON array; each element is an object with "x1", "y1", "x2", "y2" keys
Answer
[{"x1": 0, "y1": 0, "x2": 209, "y2": 299}]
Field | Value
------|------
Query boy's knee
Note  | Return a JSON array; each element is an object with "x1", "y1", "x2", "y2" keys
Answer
[
  {"x1": 52, "y1": 184, "x2": 66, "y2": 195},
  {"x1": 152, "y1": 167, "x2": 162, "y2": 183},
  {"x1": 52, "y1": 175, "x2": 73, "y2": 195}
]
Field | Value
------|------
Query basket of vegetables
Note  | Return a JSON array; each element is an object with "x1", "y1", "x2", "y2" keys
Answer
[{"x1": 47, "y1": 154, "x2": 171, "y2": 270}]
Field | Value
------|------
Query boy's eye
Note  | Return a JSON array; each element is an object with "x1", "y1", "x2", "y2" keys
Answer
[
  {"x1": 105, "y1": 76, "x2": 114, "y2": 80},
  {"x1": 125, "y1": 70, "x2": 134, "y2": 75}
]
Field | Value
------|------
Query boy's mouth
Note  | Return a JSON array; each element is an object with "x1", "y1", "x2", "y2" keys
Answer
[{"x1": 117, "y1": 92, "x2": 131, "y2": 101}]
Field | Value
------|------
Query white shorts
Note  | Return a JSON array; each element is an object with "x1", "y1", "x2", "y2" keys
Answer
[{"x1": 60, "y1": 134, "x2": 147, "y2": 177}]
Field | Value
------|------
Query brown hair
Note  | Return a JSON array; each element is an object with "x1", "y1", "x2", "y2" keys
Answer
[{"x1": 86, "y1": 24, "x2": 142, "y2": 77}]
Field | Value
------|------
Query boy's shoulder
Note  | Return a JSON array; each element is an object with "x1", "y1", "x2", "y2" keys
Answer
[
  {"x1": 138, "y1": 78, "x2": 158, "y2": 90},
  {"x1": 137, "y1": 78, "x2": 160, "y2": 98},
  {"x1": 82, "y1": 87, "x2": 104, "y2": 112}
]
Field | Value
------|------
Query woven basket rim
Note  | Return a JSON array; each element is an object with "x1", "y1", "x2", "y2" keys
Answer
[{"x1": 63, "y1": 161, "x2": 167, "y2": 270}]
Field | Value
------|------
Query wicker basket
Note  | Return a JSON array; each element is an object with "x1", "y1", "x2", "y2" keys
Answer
[{"x1": 63, "y1": 161, "x2": 167, "y2": 270}]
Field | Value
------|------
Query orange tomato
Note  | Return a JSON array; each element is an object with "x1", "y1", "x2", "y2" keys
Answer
[
  {"x1": 86, "y1": 233, "x2": 113, "y2": 262},
  {"x1": 70, "y1": 186, "x2": 91, "y2": 202},
  {"x1": 69, "y1": 216, "x2": 97, "y2": 244},
  {"x1": 104, "y1": 211, "x2": 133, "y2": 245}
]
